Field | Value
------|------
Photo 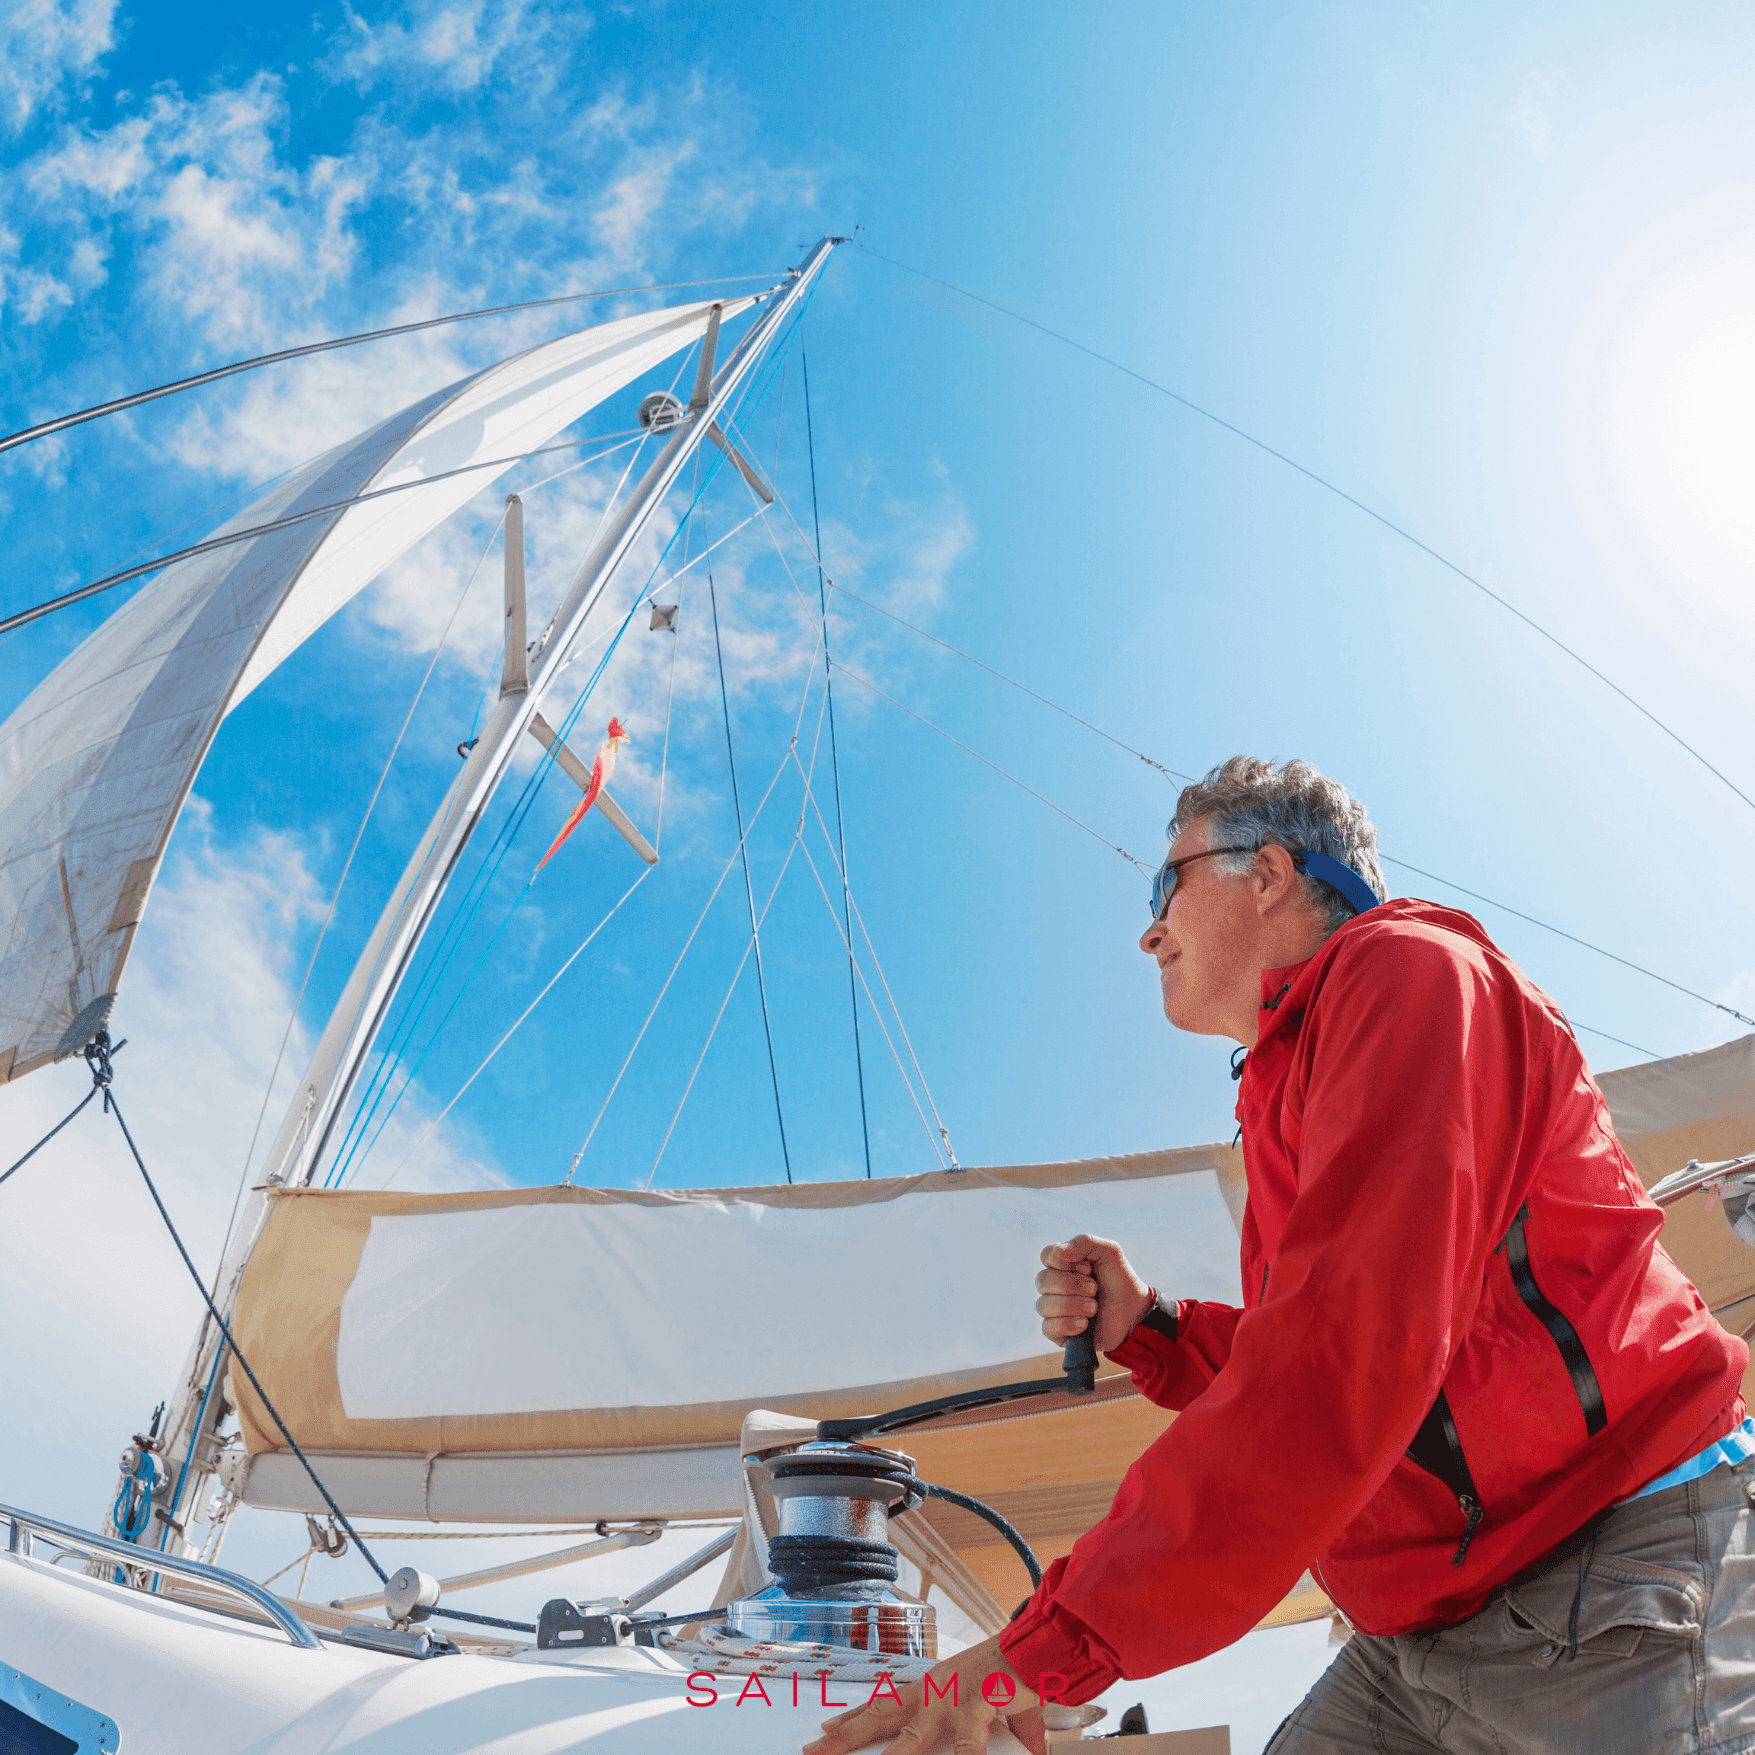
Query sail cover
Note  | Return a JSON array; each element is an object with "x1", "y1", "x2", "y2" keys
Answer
[{"x1": 0, "y1": 294, "x2": 756, "y2": 1084}]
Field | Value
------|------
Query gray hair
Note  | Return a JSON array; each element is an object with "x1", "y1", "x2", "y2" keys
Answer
[{"x1": 1169, "y1": 756, "x2": 1386, "y2": 936}]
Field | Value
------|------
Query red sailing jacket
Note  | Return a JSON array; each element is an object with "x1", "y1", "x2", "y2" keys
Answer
[{"x1": 1002, "y1": 899, "x2": 1745, "y2": 1700}]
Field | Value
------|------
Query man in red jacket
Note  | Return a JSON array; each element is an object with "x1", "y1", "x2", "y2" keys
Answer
[{"x1": 807, "y1": 757, "x2": 1754, "y2": 1755}]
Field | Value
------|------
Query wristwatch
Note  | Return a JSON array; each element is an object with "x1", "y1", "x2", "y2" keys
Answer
[{"x1": 1133, "y1": 1287, "x2": 1178, "y2": 1343}]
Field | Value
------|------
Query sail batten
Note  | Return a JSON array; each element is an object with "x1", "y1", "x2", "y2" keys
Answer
[{"x1": 0, "y1": 297, "x2": 755, "y2": 1083}]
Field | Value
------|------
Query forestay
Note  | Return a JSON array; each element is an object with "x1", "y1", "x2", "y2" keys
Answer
[{"x1": 0, "y1": 295, "x2": 756, "y2": 1084}]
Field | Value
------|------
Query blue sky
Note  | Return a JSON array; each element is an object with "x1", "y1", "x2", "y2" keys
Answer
[{"x1": 3, "y1": 3, "x2": 1755, "y2": 1741}]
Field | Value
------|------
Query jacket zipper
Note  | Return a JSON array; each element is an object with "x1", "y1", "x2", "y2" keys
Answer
[
  {"x1": 1405, "y1": 1389, "x2": 1486, "y2": 1566},
  {"x1": 1501, "y1": 1202, "x2": 1608, "y2": 1437}
]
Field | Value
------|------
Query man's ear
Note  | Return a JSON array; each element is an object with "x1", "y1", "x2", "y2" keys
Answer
[{"x1": 1253, "y1": 844, "x2": 1301, "y2": 914}]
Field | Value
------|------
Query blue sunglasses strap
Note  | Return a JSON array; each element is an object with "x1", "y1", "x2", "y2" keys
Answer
[{"x1": 1295, "y1": 850, "x2": 1380, "y2": 916}]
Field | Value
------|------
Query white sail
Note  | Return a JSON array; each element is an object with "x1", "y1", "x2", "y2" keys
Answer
[{"x1": 0, "y1": 295, "x2": 758, "y2": 1085}]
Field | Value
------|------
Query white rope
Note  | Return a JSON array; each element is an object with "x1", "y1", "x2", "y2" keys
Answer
[
  {"x1": 565, "y1": 620, "x2": 827, "y2": 1182},
  {"x1": 788, "y1": 757, "x2": 959, "y2": 1168},
  {"x1": 659, "y1": 1626, "x2": 933, "y2": 1684},
  {"x1": 564, "y1": 742, "x2": 800, "y2": 1179},
  {"x1": 643, "y1": 835, "x2": 804, "y2": 1188},
  {"x1": 346, "y1": 1521, "x2": 738, "y2": 1540},
  {"x1": 792, "y1": 829, "x2": 947, "y2": 1169},
  {"x1": 642, "y1": 672, "x2": 833, "y2": 1188},
  {"x1": 378, "y1": 865, "x2": 655, "y2": 1191}
]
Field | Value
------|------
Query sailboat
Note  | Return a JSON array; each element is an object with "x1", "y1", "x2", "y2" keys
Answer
[{"x1": 2, "y1": 235, "x2": 1753, "y2": 1754}]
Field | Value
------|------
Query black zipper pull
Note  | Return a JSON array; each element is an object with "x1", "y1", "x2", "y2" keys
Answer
[{"x1": 1451, "y1": 1495, "x2": 1484, "y2": 1566}]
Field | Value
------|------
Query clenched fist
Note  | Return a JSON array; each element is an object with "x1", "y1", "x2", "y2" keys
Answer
[{"x1": 1035, "y1": 1233, "x2": 1152, "y2": 1355}]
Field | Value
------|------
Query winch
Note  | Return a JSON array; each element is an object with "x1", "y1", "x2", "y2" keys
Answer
[
  {"x1": 535, "y1": 1330, "x2": 1095, "y2": 1655},
  {"x1": 728, "y1": 1439, "x2": 933, "y2": 1657}
]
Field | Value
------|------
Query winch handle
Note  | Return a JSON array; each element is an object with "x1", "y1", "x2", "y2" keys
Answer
[{"x1": 1062, "y1": 1326, "x2": 1097, "y2": 1395}]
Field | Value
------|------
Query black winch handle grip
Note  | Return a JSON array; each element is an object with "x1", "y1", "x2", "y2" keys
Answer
[{"x1": 1062, "y1": 1325, "x2": 1097, "y2": 1395}]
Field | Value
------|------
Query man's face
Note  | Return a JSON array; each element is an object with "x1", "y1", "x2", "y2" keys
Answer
[{"x1": 1137, "y1": 816, "x2": 1262, "y2": 1039}]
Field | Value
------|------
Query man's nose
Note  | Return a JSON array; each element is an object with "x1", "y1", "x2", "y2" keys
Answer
[{"x1": 1139, "y1": 919, "x2": 1166, "y2": 956}]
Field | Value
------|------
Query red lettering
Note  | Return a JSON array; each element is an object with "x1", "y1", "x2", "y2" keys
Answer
[
  {"x1": 981, "y1": 1673, "x2": 1017, "y2": 1709},
  {"x1": 866, "y1": 1673, "x2": 905, "y2": 1707},
  {"x1": 1037, "y1": 1672, "x2": 1069, "y2": 1705},
  {"x1": 791, "y1": 1671, "x2": 799, "y2": 1706},
  {"x1": 685, "y1": 1673, "x2": 718, "y2": 1707},
  {"x1": 819, "y1": 1671, "x2": 848, "y2": 1708},
  {"x1": 736, "y1": 1674, "x2": 772, "y2": 1707},
  {"x1": 924, "y1": 1673, "x2": 959, "y2": 1706}
]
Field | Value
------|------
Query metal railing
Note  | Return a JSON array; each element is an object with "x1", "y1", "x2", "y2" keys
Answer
[{"x1": 2, "y1": 1500, "x2": 321, "y2": 1650}]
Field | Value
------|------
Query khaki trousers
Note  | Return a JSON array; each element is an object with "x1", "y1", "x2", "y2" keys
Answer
[{"x1": 1269, "y1": 1458, "x2": 1755, "y2": 1754}]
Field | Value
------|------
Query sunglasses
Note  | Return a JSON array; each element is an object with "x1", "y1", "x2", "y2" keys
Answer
[
  {"x1": 1149, "y1": 844, "x2": 1380, "y2": 922},
  {"x1": 1148, "y1": 848, "x2": 1239, "y2": 921}
]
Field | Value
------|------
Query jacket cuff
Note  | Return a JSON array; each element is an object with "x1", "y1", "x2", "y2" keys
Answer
[
  {"x1": 1106, "y1": 1288, "x2": 1179, "y2": 1369},
  {"x1": 998, "y1": 1579, "x2": 1121, "y2": 1705}
]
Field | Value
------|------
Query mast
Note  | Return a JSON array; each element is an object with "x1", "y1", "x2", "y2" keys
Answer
[{"x1": 134, "y1": 238, "x2": 842, "y2": 1559}]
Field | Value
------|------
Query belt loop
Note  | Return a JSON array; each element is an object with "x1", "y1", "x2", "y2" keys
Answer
[{"x1": 1566, "y1": 1527, "x2": 1598, "y2": 1659}]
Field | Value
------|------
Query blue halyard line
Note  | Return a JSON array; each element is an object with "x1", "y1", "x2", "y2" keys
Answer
[
  {"x1": 156, "y1": 1345, "x2": 225, "y2": 1553},
  {"x1": 332, "y1": 294, "x2": 818, "y2": 1183}
]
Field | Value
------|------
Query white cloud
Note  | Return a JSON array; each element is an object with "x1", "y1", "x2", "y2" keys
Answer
[
  {"x1": 0, "y1": 797, "x2": 502, "y2": 1526},
  {"x1": 0, "y1": 0, "x2": 117, "y2": 138},
  {"x1": 324, "y1": 0, "x2": 554, "y2": 95}
]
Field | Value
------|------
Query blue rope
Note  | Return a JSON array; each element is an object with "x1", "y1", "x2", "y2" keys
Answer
[{"x1": 156, "y1": 1345, "x2": 224, "y2": 1552}]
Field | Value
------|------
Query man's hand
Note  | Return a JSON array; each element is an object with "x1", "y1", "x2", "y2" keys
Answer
[
  {"x1": 1036, "y1": 1233, "x2": 1151, "y2": 1354},
  {"x1": 802, "y1": 1635, "x2": 1044, "y2": 1755}
]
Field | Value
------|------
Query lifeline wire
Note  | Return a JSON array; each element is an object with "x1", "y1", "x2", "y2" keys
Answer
[
  {"x1": 0, "y1": 273, "x2": 780, "y2": 456},
  {"x1": 803, "y1": 352, "x2": 874, "y2": 1177},
  {"x1": 854, "y1": 242, "x2": 1755, "y2": 819}
]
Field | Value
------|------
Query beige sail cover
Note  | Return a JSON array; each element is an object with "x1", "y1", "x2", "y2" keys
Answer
[
  {"x1": 1598, "y1": 1033, "x2": 1755, "y2": 1381},
  {"x1": 0, "y1": 296, "x2": 753, "y2": 1085}
]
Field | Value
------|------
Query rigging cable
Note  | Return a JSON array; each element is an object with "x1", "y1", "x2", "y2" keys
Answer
[
  {"x1": 809, "y1": 562, "x2": 1755, "y2": 1036},
  {"x1": 707, "y1": 518, "x2": 794, "y2": 1183},
  {"x1": 787, "y1": 750, "x2": 959, "y2": 1169},
  {"x1": 73, "y1": 1032, "x2": 389, "y2": 1589},
  {"x1": 226, "y1": 500, "x2": 516, "y2": 1240},
  {"x1": 803, "y1": 352, "x2": 874, "y2": 1177},
  {"x1": 828, "y1": 654, "x2": 1152, "y2": 871},
  {"x1": 566, "y1": 640, "x2": 825, "y2": 1182},
  {"x1": 0, "y1": 273, "x2": 781, "y2": 457},
  {"x1": 0, "y1": 430, "x2": 644, "y2": 637},
  {"x1": 853, "y1": 243, "x2": 1755, "y2": 820},
  {"x1": 377, "y1": 443, "x2": 701, "y2": 1190},
  {"x1": 22, "y1": 1033, "x2": 541, "y2": 1634},
  {"x1": 340, "y1": 281, "x2": 816, "y2": 1182},
  {"x1": 827, "y1": 577, "x2": 1193, "y2": 786}
]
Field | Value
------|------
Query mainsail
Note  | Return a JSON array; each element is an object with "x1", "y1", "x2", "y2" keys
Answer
[{"x1": 0, "y1": 295, "x2": 756, "y2": 1084}]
